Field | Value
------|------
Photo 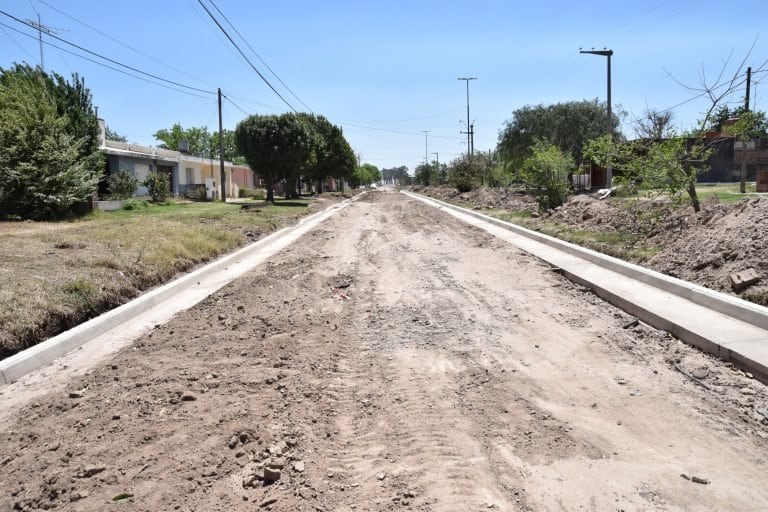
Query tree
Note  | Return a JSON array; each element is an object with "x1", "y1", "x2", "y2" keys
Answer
[
  {"x1": 380, "y1": 166, "x2": 410, "y2": 186},
  {"x1": 235, "y1": 113, "x2": 314, "y2": 202},
  {"x1": 519, "y1": 140, "x2": 573, "y2": 210},
  {"x1": 447, "y1": 154, "x2": 488, "y2": 192},
  {"x1": 634, "y1": 109, "x2": 675, "y2": 139},
  {"x1": 297, "y1": 114, "x2": 356, "y2": 194},
  {"x1": 350, "y1": 163, "x2": 380, "y2": 188},
  {"x1": 414, "y1": 163, "x2": 436, "y2": 186},
  {"x1": 706, "y1": 105, "x2": 768, "y2": 139},
  {"x1": 497, "y1": 99, "x2": 622, "y2": 171},
  {"x1": 154, "y1": 123, "x2": 212, "y2": 156},
  {"x1": 584, "y1": 134, "x2": 712, "y2": 211},
  {"x1": 0, "y1": 64, "x2": 101, "y2": 219},
  {"x1": 105, "y1": 125, "x2": 127, "y2": 142}
]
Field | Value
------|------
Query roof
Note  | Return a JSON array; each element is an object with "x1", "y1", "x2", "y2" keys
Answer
[{"x1": 101, "y1": 139, "x2": 246, "y2": 169}]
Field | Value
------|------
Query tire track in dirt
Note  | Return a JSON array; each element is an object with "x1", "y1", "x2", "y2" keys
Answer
[{"x1": 1, "y1": 190, "x2": 767, "y2": 511}]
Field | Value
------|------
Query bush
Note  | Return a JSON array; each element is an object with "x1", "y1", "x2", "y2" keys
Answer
[
  {"x1": 239, "y1": 188, "x2": 265, "y2": 199},
  {"x1": 106, "y1": 169, "x2": 138, "y2": 200},
  {"x1": 0, "y1": 65, "x2": 101, "y2": 219},
  {"x1": 520, "y1": 140, "x2": 573, "y2": 210},
  {"x1": 448, "y1": 155, "x2": 487, "y2": 192},
  {"x1": 144, "y1": 172, "x2": 171, "y2": 203},
  {"x1": 122, "y1": 198, "x2": 149, "y2": 210}
]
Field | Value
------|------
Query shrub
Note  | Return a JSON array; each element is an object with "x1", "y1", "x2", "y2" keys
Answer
[
  {"x1": 448, "y1": 155, "x2": 487, "y2": 192},
  {"x1": 239, "y1": 188, "x2": 265, "y2": 199},
  {"x1": 520, "y1": 140, "x2": 573, "y2": 210},
  {"x1": 106, "y1": 169, "x2": 138, "y2": 200},
  {"x1": 144, "y1": 172, "x2": 171, "y2": 203},
  {"x1": 122, "y1": 198, "x2": 149, "y2": 210},
  {"x1": 0, "y1": 65, "x2": 101, "y2": 219}
]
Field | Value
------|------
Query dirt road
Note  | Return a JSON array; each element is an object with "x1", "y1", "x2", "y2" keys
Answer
[{"x1": 2, "y1": 190, "x2": 767, "y2": 511}]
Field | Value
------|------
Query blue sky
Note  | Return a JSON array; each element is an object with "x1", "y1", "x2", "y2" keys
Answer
[{"x1": 2, "y1": 0, "x2": 767, "y2": 172}]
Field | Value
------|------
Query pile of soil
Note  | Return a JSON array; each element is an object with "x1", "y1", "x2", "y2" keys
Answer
[
  {"x1": 418, "y1": 186, "x2": 768, "y2": 305},
  {"x1": 413, "y1": 185, "x2": 538, "y2": 212}
]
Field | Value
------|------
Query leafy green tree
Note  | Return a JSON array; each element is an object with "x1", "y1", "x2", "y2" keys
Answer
[
  {"x1": 520, "y1": 140, "x2": 573, "y2": 210},
  {"x1": 414, "y1": 163, "x2": 436, "y2": 186},
  {"x1": 497, "y1": 99, "x2": 622, "y2": 171},
  {"x1": 0, "y1": 64, "x2": 101, "y2": 219},
  {"x1": 706, "y1": 105, "x2": 768, "y2": 138},
  {"x1": 381, "y1": 166, "x2": 410, "y2": 185},
  {"x1": 350, "y1": 163, "x2": 380, "y2": 188},
  {"x1": 584, "y1": 135, "x2": 712, "y2": 212},
  {"x1": 297, "y1": 114, "x2": 356, "y2": 193},
  {"x1": 447, "y1": 155, "x2": 488, "y2": 192},
  {"x1": 154, "y1": 123, "x2": 212, "y2": 156},
  {"x1": 105, "y1": 125, "x2": 127, "y2": 142},
  {"x1": 235, "y1": 113, "x2": 314, "y2": 202},
  {"x1": 211, "y1": 129, "x2": 246, "y2": 164}
]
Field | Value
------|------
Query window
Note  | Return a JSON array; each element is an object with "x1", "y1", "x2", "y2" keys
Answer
[{"x1": 185, "y1": 167, "x2": 194, "y2": 184}]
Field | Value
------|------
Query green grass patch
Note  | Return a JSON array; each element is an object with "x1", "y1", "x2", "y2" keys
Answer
[{"x1": 696, "y1": 182, "x2": 758, "y2": 203}]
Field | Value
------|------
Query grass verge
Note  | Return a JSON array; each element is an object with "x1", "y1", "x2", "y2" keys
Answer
[{"x1": 0, "y1": 198, "x2": 318, "y2": 358}]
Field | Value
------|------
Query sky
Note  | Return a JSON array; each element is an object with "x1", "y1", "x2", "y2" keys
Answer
[{"x1": 1, "y1": 0, "x2": 767, "y2": 173}]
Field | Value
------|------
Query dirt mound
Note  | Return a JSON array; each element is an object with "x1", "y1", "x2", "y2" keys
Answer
[{"x1": 413, "y1": 185, "x2": 538, "y2": 212}]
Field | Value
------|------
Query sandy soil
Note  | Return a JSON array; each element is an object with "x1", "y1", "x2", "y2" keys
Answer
[
  {"x1": 1, "y1": 190, "x2": 767, "y2": 511},
  {"x1": 417, "y1": 186, "x2": 768, "y2": 306}
]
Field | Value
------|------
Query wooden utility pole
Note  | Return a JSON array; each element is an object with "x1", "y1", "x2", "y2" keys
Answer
[
  {"x1": 218, "y1": 88, "x2": 226, "y2": 201},
  {"x1": 739, "y1": 67, "x2": 752, "y2": 194}
]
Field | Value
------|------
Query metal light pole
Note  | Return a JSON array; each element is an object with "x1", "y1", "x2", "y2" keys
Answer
[
  {"x1": 458, "y1": 77, "x2": 477, "y2": 156},
  {"x1": 580, "y1": 48, "x2": 613, "y2": 186},
  {"x1": 422, "y1": 130, "x2": 430, "y2": 167}
]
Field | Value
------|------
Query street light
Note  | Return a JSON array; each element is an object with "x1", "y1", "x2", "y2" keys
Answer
[
  {"x1": 580, "y1": 48, "x2": 613, "y2": 186},
  {"x1": 458, "y1": 77, "x2": 477, "y2": 156}
]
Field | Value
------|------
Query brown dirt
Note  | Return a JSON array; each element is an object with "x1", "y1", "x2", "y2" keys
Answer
[
  {"x1": 417, "y1": 186, "x2": 768, "y2": 305},
  {"x1": 1, "y1": 190, "x2": 767, "y2": 511}
]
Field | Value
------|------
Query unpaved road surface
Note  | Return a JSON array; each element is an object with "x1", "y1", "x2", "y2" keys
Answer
[{"x1": 2, "y1": 190, "x2": 767, "y2": 511}]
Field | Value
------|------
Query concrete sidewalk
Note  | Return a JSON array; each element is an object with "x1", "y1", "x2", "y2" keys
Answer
[{"x1": 405, "y1": 192, "x2": 768, "y2": 383}]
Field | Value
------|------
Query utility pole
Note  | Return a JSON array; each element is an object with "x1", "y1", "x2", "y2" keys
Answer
[
  {"x1": 25, "y1": 14, "x2": 63, "y2": 71},
  {"x1": 740, "y1": 66, "x2": 752, "y2": 193},
  {"x1": 422, "y1": 130, "x2": 430, "y2": 167},
  {"x1": 580, "y1": 48, "x2": 613, "y2": 186},
  {"x1": 431, "y1": 152, "x2": 439, "y2": 184},
  {"x1": 218, "y1": 88, "x2": 226, "y2": 201},
  {"x1": 458, "y1": 77, "x2": 477, "y2": 156},
  {"x1": 470, "y1": 123, "x2": 475, "y2": 156}
]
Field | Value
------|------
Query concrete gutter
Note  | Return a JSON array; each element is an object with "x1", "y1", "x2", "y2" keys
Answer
[
  {"x1": 405, "y1": 191, "x2": 768, "y2": 382},
  {"x1": 0, "y1": 194, "x2": 363, "y2": 385}
]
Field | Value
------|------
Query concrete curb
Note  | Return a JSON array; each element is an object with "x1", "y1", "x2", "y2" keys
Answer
[
  {"x1": 405, "y1": 191, "x2": 768, "y2": 380},
  {"x1": 0, "y1": 194, "x2": 364, "y2": 385},
  {"x1": 405, "y1": 191, "x2": 768, "y2": 330}
]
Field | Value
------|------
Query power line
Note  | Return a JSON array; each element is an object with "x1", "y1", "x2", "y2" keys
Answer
[
  {"x1": 339, "y1": 122, "x2": 461, "y2": 140},
  {"x1": 0, "y1": 21, "x2": 213, "y2": 100},
  {"x1": 36, "y1": 0, "x2": 218, "y2": 89},
  {"x1": 222, "y1": 95, "x2": 251, "y2": 117},
  {"x1": 0, "y1": 23, "x2": 39, "y2": 64},
  {"x1": 194, "y1": 0, "x2": 298, "y2": 113},
  {"x1": 0, "y1": 9, "x2": 216, "y2": 96},
  {"x1": 205, "y1": 0, "x2": 313, "y2": 113}
]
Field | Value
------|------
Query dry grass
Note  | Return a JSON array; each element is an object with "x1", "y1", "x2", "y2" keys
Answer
[{"x1": 0, "y1": 199, "x2": 317, "y2": 357}]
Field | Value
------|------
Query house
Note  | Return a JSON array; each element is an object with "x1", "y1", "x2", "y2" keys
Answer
[{"x1": 98, "y1": 120, "x2": 254, "y2": 199}]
